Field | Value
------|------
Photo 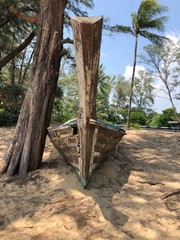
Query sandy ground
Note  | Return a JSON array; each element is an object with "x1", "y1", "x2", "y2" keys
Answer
[{"x1": 0, "y1": 126, "x2": 179, "y2": 240}]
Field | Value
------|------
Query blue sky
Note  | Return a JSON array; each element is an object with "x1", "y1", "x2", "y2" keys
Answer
[{"x1": 86, "y1": 0, "x2": 180, "y2": 113}]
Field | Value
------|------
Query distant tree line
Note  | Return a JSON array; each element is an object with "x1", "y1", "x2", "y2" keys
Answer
[{"x1": 0, "y1": 0, "x2": 180, "y2": 128}]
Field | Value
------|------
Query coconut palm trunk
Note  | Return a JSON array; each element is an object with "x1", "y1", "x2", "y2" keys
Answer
[
  {"x1": 127, "y1": 32, "x2": 139, "y2": 128},
  {"x1": 110, "y1": 0, "x2": 169, "y2": 128}
]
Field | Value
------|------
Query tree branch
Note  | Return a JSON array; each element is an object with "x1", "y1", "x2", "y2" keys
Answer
[
  {"x1": 10, "y1": 6, "x2": 38, "y2": 23},
  {"x1": 60, "y1": 50, "x2": 69, "y2": 58},
  {"x1": 161, "y1": 189, "x2": 180, "y2": 200},
  {"x1": 0, "y1": 31, "x2": 35, "y2": 70},
  {"x1": 58, "y1": 38, "x2": 73, "y2": 57},
  {"x1": 0, "y1": 17, "x2": 10, "y2": 28},
  {"x1": 60, "y1": 37, "x2": 74, "y2": 45}
]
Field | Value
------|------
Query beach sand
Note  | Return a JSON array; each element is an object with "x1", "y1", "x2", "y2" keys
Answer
[{"x1": 0, "y1": 126, "x2": 179, "y2": 239}]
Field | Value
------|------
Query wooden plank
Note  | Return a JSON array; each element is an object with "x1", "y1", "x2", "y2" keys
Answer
[
  {"x1": 48, "y1": 17, "x2": 126, "y2": 188},
  {"x1": 71, "y1": 17, "x2": 103, "y2": 185}
]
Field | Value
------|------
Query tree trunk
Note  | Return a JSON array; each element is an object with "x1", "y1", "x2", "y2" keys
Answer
[
  {"x1": 127, "y1": 33, "x2": 138, "y2": 128},
  {"x1": 0, "y1": 0, "x2": 67, "y2": 178},
  {"x1": 10, "y1": 58, "x2": 15, "y2": 86},
  {"x1": 18, "y1": 49, "x2": 26, "y2": 85},
  {"x1": 21, "y1": 50, "x2": 34, "y2": 86},
  {"x1": 165, "y1": 83, "x2": 177, "y2": 114},
  {"x1": 0, "y1": 52, "x2": 2, "y2": 83}
]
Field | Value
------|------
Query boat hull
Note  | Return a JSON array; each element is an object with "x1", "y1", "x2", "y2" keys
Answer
[
  {"x1": 48, "y1": 120, "x2": 126, "y2": 187},
  {"x1": 48, "y1": 17, "x2": 126, "y2": 188}
]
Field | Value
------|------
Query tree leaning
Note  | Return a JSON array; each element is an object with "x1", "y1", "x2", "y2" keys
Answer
[{"x1": 0, "y1": 0, "x2": 68, "y2": 178}]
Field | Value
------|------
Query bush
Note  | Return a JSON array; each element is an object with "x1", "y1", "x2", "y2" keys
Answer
[
  {"x1": 150, "y1": 108, "x2": 177, "y2": 127},
  {"x1": 130, "y1": 123, "x2": 141, "y2": 129},
  {"x1": 51, "y1": 98, "x2": 78, "y2": 123},
  {"x1": 150, "y1": 114, "x2": 164, "y2": 127},
  {"x1": 0, "y1": 111, "x2": 17, "y2": 126},
  {"x1": 0, "y1": 84, "x2": 25, "y2": 126},
  {"x1": 162, "y1": 108, "x2": 175, "y2": 119},
  {"x1": 130, "y1": 111, "x2": 147, "y2": 125}
]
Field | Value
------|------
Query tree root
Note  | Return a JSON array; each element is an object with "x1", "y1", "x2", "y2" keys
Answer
[
  {"x1": 137, "y1": 180, "x2": 164, "y2": 185},
  {"x1": 161, "y1": 189, "x2": 180, "y2": 200}
]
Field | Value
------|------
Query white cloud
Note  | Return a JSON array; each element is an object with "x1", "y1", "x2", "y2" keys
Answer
[
  {"x1": 153, "y1": 80, "x2": 167, "y2": 98},
  {"x1": 166, "y1": 32, "x2": 180, "y2": 43},
  {"x1": 123, "y1": 65, "x2": 145, "y2": 79}
]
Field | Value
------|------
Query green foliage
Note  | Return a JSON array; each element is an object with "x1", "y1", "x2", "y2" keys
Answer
[
  {"x1": 0, "y1": 0, "x2": 38, "y2": 86},
  {"x1": 176, "y1": 113, "x2": 180, "y2": 121},
  {"x1": 96, "y1": 101, "x2": 123, "y2": 124},
  {"x1": 0, "y1": 0, "x2": 95, "y2": 87},
  {"x1": 162, "y1": 108, "x2": 176, "y2": 119},
  {"x1": 130, "y1": 109, "x2": 147, "y2": 125},
  {"x1": 66, "y1": 0, "x2": 94, "y2": 24},
  {"x1": 51, "y1": 99, "x2": 77, "y2": 123},
  {"x1": 0, "y1": 0, "x2": 38, "y2": 55},
  {"x1": 51, "y1": 66, "x2": 79, "y2": 122},
  {"x1": 110, "y1": 0, "x2": 169, "y2": 128},
  {"x1": 140, "y1": 41, "x2": 180, "y2": 112},
  {"x1": 119, "y1": 107, "x2": 128, "y2": 123},
  {"x1": 150, "y1": 108, "x2": 176, "y2": 127},
  {"x1": 111, "y1": 0, "x2": 169, "y2": 43},
  {"x1": 52, "y1": 64, "x2": 118, "y2": 124},
  {"x1": 130, "y1": 123, "x2": 141, "y2": 129},
  {"x1": 0, "y1": 84, "x2": 25, "y2": 125},
  {"x1": 106, "y1": 105, "x2": 123, "y2": 124},
  {"x1": 133, "y1": 70, "x2": 154, "y2": 111},
  {"x1": 96, "y1": 65, "x2": 116, "y2": 123},
  {"x1": 55, "y1": 85, "x2": 63, "y2": 98},
  {"x1": 97, "y1": 64, "x2": 115, "y2": 95},
  {"x1": 113, "y1": 75, "x2": 129, "y2": 108},
  {"x1": 150, "y1": 114, "x2": 167, "y2": 127},
  {"x1": 145, "y1": 109, "x2": 158, "y2": 125},
  {"x1": 0, "y1": 110, "x2": 17, "y2": 126}
]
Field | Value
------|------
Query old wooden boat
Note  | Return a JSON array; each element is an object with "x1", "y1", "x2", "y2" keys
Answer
[{"x1": 48, "y1": 17, "x2": 126, "y2": 188}]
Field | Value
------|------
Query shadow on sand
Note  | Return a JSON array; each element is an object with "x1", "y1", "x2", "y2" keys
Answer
[{"x1": 43, "y1": 138, "x2": 132, "y2": 227}]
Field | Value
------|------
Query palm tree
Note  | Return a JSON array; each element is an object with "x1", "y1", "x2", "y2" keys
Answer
[
  {"x1": 96, "y1": 65, "x2": 115, "y2": 120},
  {"x1": 111, "y1": 0, "x2": 169, "y2": 128},
  {"x1": 97, "y1": 64, "x2": 115, "y2": 95}
]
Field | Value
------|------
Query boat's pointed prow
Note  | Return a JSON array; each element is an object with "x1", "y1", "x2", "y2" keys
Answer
[
  {"x1": 71, "y1": 16, "x2": 103, "y2": 121},
  {"x1": 48, "y1": 17, "x2": 126, "y2": 188},
  {"x1": 71, "y1": 17, "x2": 103, "y2": 185}
]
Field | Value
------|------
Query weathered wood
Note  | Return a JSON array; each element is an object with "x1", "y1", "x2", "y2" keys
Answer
[
  {"x1": 71, "y1": 17, "x2": 103, "y2": 185},
  {"x1": 48, "y1": 126, "x2": 79, "y2": 166},
  {"x1": 48, "y1": 17, "x2": 126, "y2": 188},
  {"x1": 71, "y1": 17, "x2": 103, "y2": 121},
  {"x1": 48, "y1": 119, "x2": 125, "y2": 187}
]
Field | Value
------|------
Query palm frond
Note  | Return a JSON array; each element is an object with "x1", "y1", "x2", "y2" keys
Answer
[
  {"x1": 98, "y1": 64, "x2": 114, "y2": 95},
  {"x1": 79, "y1": 0, "x2": 94, "y2": 9},
  {"x1": 137, "y1": 0, "x2": 168, "y2": 26},
  {"x1": 140, "y1": 16, "x2": 168, "y2": 31},
  {"x1": 110, "y1": 25, "x2": 134, "y2": 35},
  {"x1": 140, "y1": 30, "x2": 169, "y2": 45},
  {"x1": 138, "y1": 0, "x2": 168, "y2": 19},
  {"x1": 131, "y1": 12, "x2": 138, "y2": 30}
]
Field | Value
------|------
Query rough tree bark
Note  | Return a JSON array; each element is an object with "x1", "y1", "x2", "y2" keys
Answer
[{"x1": 0, "y1": 0, "x2": 67, "y2": 178}]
